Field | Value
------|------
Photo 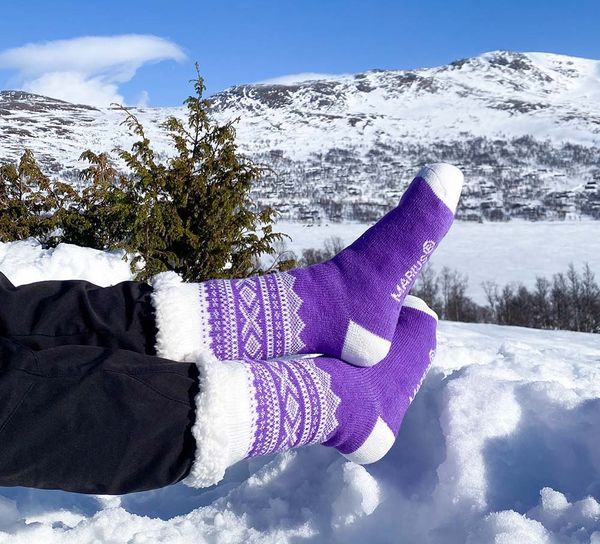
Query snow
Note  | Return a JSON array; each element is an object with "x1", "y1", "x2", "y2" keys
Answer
[
  {"x1": 257, "y1": 73, "x2": 350, "y2": 86},
  {"x1": 0, "y1": 239, "x2": 132, "y2": 287},
  {"x1": 216, "y1": 50, "x2": 600, "y2": 160},
  {"x1": 0, "y1": 239, "x2": 599, "y2": 543},
  {"x1": 277, "y1": 219, "x2": 600, "y2": 304}
]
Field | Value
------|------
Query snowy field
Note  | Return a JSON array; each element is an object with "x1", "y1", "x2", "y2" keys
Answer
[
  {"x1": 0, "y1": 239, "x2": 599, "y2": 543},
  {"x1": 278, "y1": 220, "x2": 600, "y2": 304}
]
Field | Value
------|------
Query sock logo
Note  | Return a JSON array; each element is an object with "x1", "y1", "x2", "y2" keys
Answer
[
  {"x1": 391, "y1": 240, "x2": 436, "y2": 302},
  {"x1": 409, "y1": 350, "x2": 436, "y2": 403},
  {"x1": 422, "y1": 240, "x2": 435, "y2": 255},
  {"x1": 409, "y1": 372, "x2": 427, "y2": 404}
]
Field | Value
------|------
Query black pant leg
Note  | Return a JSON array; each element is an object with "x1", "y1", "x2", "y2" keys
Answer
[
  {"x1": 0, "y1": 271, "x2": 157, "y2": 353},
  {"x1": 0, "y1": 337, "x2": 198, "y2": 495}
]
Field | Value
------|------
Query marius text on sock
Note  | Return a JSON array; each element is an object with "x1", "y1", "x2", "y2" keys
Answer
[{"x1": 391, "y1": 240, "x2": 436, "y2": 302}]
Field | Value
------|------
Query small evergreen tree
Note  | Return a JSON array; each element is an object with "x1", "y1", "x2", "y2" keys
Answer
[
  {"x1": 0, "y1": 70, "x2": 291, "y2": 281},
  {"x1": 63, "y1": 67, "x2": 291, "y2": 280},
  {"x1": 58, "y1": 151, "x2": 132, "y2": 250},
  {"x1": 153, "y1": 70, "x2": 286, "y2": 280}
]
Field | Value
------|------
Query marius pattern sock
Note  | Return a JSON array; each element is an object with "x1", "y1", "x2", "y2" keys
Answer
[
  {"x1": 152, "y1": 163, "x2": 461, "y2": 367},
  {"x1": 185, "y1": 296, "x2": 438, "y2": 488}
]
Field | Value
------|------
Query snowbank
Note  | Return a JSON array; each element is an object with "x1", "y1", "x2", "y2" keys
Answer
[
  {"x1": 0, "y1": 239, "x2": 132, "y2": 287},
  {"x1": 0, "y1": 240, "x2": 599, "y2": 543}
]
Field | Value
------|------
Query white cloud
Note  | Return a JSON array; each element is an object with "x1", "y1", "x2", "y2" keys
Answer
[
  {"x1": 0, "y1": 35, "x2": 186, "y2": 107},
  {"x1": 23, "y1": 72, "x2": 123, "y2": 106},
  {"x1": 257, "y1": 72, "x2": 349, "y2": 85}
]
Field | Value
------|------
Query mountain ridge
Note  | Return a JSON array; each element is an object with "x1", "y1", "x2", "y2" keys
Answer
[{"x1": 1, "y1": 50, "x2": 599, "y2": 221}]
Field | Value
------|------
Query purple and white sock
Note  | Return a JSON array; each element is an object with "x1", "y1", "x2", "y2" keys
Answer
[
  {"x1": 185, "y1": 295, "x2": 437, "y2": 488},
  {"x1": 152, "y1": 163, "x2": 460, "y2": 367}
]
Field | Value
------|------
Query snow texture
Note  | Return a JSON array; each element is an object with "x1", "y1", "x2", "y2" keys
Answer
[{"x1": 0, "y1": 239, "x2": 599, "y2": 543}]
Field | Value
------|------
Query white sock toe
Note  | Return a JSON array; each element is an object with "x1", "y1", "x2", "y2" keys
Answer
[
  {"x1": 416, "y1": 163, "x2": 464, "y2": 214},
  {"x1": 403, "y1": 295, "x2": 439, "y2": 321}
]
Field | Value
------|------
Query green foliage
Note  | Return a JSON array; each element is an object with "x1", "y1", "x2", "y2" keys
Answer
[
  {"x1": 58, "y1": 151, "x2": 132, "y2": 250},
  {"x1": 0, "y1": 68, "x2": 293, "y2": 281},
  {"x1": 0, "y1": 149, "x2": 66, "y2": 242}
]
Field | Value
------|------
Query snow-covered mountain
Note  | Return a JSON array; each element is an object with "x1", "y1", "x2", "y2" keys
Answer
[{"x1": 1, "y1": 50, "x2": 600, "y2": 221}]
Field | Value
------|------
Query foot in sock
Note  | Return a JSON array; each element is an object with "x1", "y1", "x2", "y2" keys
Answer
[
  {"x1": 152, "y1": 163, "x2": 461, "y2": 366},
  {"x1": 185, "y1": 296, "x2": 437, "y2": 488}
]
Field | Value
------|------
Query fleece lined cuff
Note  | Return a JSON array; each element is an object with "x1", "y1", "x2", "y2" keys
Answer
[
  {"x1": 184, "y1": 352, "x2": 256, "y2": 488},
  {"x1": 150, "y1": 271, "x2": 209, "y2": 362}
]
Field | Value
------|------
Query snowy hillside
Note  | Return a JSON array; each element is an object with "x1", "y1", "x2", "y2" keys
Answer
[
  {"x1": 1, "y1": 50, "x2": 600, "y2": 221},
  {"x1": 0, "y1": 241, "x2": 599, "y2": 543}
]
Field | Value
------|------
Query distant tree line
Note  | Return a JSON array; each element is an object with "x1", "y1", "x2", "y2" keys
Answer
[
  {"x1": 411, "y1": 263, "x2": 600, "y2": 333},
  {"x1": 298, "y1": 237, "x2": 600, "y2": 334}
]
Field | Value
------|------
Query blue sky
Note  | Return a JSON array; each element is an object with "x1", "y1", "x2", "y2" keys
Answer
[{"x1": 0, "y1": 0, "x2": 599, "y2": 107}]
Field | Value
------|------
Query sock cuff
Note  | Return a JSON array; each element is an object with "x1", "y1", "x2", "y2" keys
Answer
[
  {"x1": 150, "y1": 272, "x2": 210, "y2": 362},
  {"x1": 185, "y1": 353, "x2": 255, "y2": 488}
]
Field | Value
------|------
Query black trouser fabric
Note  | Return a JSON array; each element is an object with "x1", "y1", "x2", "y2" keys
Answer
[
  {"x1": 0, "y1": 272, "x2": 199, "y2": 495},
  {"x1": 0, "y1": 271, "x2": 158, "y2": 353}
]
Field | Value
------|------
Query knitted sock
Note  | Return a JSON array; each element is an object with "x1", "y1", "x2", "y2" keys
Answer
[
  {"x1": 152, "y1": 163, "x2": 460, "y2": 367},
  {"x1": 185, "y1": 295, "x2": 437, "y2": 488}
]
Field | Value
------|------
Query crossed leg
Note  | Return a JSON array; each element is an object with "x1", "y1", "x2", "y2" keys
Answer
[
  {"x1": 0, "y1": 271, "x2": 156, "y2": 353},
  {"x1": 0, "y1": 163, "x2": 461, "y2": 494},
  {"x1": 0, "y1": 299, "x2": 436, "y2": 494}
]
